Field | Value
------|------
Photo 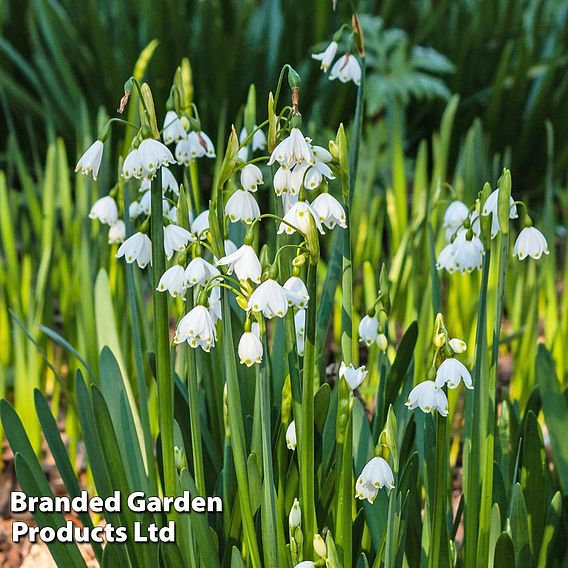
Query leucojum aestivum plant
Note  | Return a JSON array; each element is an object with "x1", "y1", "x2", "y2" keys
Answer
[{"x1": 1, "y1": 11, "x2": 565, "y2": 568}]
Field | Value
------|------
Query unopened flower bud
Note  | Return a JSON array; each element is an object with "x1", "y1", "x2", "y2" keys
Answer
[
  {"x1": 293, "y1": 253, "x2": 307, "y2": 267},
  {"x1": 376, "y1": 333, "x2": 388, "y2": 352},
  {"x1": 329, "y1": 140, "x2": 339, "y2": 160},
  {"x1": 174, "y1": 446, "x2": 186, "y2": 470},
  {"x1": 433, "y1": 333, "x2": 446, "y2": 349},
  {"x1": 313, "y1": 534, "x2": 327, "y2": 558},
  {"x1": 448, "y1": 338, "x2": 467, "y2": 354},
  {"x1": 289, "y1": 498, "x2": 301, "y2": 528}
]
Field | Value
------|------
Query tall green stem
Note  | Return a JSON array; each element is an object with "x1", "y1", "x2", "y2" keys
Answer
[
  {"x1": 464, "y1": 251, "x2": 491, "y2": 566},
  {"x1": 185, "y1": 293, "x2": 206, "y2": 495},
  {"x1": 150, "y1": 168, "x2": 176, "y2": 500},
  {"x1": 123, "y1": 182, "x2": 157, "y2": 496},
  {"x1": 301, "y1": 262, "x2": 318, "y2": 558}
]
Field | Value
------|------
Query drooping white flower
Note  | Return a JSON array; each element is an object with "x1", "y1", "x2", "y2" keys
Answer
[
  {"x1": 268, "y1": 128, "x2": 315, "y2": 168},
  {"x1": 240, "y1": 164, "x2": 264, "y2": 192},
  {"x1": 138, "y1": 189, "x2": 171, "y2": 216},
  {"x1": 161, "y1": 167, "x2": 179, "y2": 195},
  {"x1": 358, "y1": 315, "x2": 379, "y2": 346},
  {"x1": 184, "y1": 257, "x2": 220, "y2": 287},
  {"x1": 75, "y1": 140, "x2": 104, "y2": 180},
  {"x1": 288, "y1": 163, "x2": 309, "y2": 195},
  {"x1": 451, "y1": 232, "x2": 484, "y2": 273},
  {"x1": 284, "y1": 276, "x2": 310, "y2": 308},
  {"x1": 162, "y1": 111, "x2": 187, "y2": 145},
  {"x1": 188, "y1": 131, "x2": 216, "y2": 159},
  {"x1": 248, "y1": 279, "x2": 289, "y2": 318},
  {"x1": 294, "y1": 563, "x2": 314, "y2": 568},
  {"x1": 164, "y1": 225, "x2": 195, "y2": 260},
  {"x1": 116, "y1": 232, "x2": 152, "y2": 268},
  {"x1": 191, "y1": 210, "x2": 210, "y2": 238},
  {"x1": 513, "y1": 226, "x2": 549, "y2": 260},
  {"x1": 225, "y1": 190, "x2": 260, "y2": 224},
  {"x1": 355, "y1": 457, "x2": 395, "y2": 504},
  {"x1": 286, "y1": 420, "x2": 297, "y2": 450},
  {"x1": 311, "y1": 145, "x2": 332, "y2": 163},
  {"x1": 128, "y1": 201, "x2": 143, "y2": 219},
  {"x1": 481, "y1": 188, "x2": 518, "y2": 238},
  {"x1": 273, "y1": 166, "x2": 291, "y2": 196},
  {"x1": 436, "y1": 243, "x2": 456, "y2": 273},
  {"x1": 405, "y1": 381, "x2": 449, "y2": 416},
  {"x1": 238, "y1": 330, "x2": 263, "y2": 366},
  {"x1": 217, "y1": 244, "x2": 262, "y2": 283},
  {"x1": 238, "y1": 126, "x2": 267, "y2": 161},
  {"x1": 303, "y1": 160, "x2": 335, "y2": 190},
  {"x1": 443, "y1": 200, "x2": 469, "y2": 240},
  {"x1": 136, "y1": 138, "x2": 176, "y2": 177},
  {"x1": 329, "y1": 54, "x2": 361, "y2": 85},
  {"x1": 175, "y1": 139, "x2": 193, "y2": 166},
  {"x1": 289, "y1": 498, "x2": 301, "y2": 528},
  {"x1": 376, "y1": 333, "x2": 388, "y2": 352},
  {"x1": 282, "y1": 191, "x2": 299, "y2": 214},
  {"x1": 174, "y1": 305, "x2": 217, "y2": 351},
  {"x1": 339, "y1": 362, "x2": 368, "y2": 391},
  {"x1": 278, "y1": 201, "x2": 324, "y2": 235},
  {"x1": 312, "y1": 41, "x2": 338, "y2": 73},
  {"x1": 295, "y1": 309, "x2": 305, "y2": 356},
  {"x1": 436, "y1": 358, "x2": 473, "y2": 390},
  {"x1": 157, "y1": 265, "x2": 187, "y2": 298},
  {"x1": 89, "y1": 196, "x2": 118, "y2": 225},
  {"x1": 311, "y1": 193, "x2": 347, "y2": 229},
  {"x1": 449, "y1": 338, "x2": 467, "y2": 353},
  {"x1": 108, "y1": 221, "x2": 125, "y2": 244}
]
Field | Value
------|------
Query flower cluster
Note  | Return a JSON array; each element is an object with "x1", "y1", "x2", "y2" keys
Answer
[
  {"x1": 437, "y1": 187, "x2": 548, "y2": 274},
  {"x1": 312, "y1": 41, "x2": 362, "y2": 86}
]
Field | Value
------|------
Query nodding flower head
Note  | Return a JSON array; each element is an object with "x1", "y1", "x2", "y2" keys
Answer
[
  {"x1": 355, "y1": 457, "x2": 395, "y2": 504},
  {"x1": 174, "y1": 305, "x2": 217, "y2": 351},
  {"x1": 75, "y1": 140, "x2": 104, "y2": 180},
  {"x1": 115, "y1": 232, "x2": 152, "y2": 269},
  {"x1": 513, "y1": 226, "x2": 549, "y2": 261},
  {"x1": 405, "y1": 381, "x2": 449, "y2": 416},
  {"x1": 312, "y1": 41, "x2": 339, "y2": 73},
  {"x1": 329, "y1": 54, "x2": 361, "y2": 85}
]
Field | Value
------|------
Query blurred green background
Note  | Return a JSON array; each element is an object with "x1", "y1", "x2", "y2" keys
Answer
[{"x1": 1, "y1": 0, "x2": 568, "y2": 197}]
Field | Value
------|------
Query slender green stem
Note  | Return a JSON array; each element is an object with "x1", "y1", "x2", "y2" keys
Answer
[
  {"x1": 189, "y1": 161, "x2": 201, "y2": 213},
  {"x1": 150, "y1": 169, "x2": 176, "y2": 501},
  {"x1": 429, "y1": 413, "x2": 449, "y2": 567},
  {"x1": 258, "y1": 342, "x2": 279, "y2": 567},
  {"x1": 464, "y1": 250, "x2": 491, "y2": 566},
  {"x1": 300, "y1": 262, "x2": 318, "y2": 558},
  {"x1": 185, "y1": 292, "x2": 206, "y2": 496},
  {"x1": 123, "y1": 182, "x2": 157, "y2": 496}
]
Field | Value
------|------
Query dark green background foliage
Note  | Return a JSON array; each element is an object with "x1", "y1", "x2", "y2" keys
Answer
[{"x1": 1, "y1": 0, "x2": 568, "y2": 196}]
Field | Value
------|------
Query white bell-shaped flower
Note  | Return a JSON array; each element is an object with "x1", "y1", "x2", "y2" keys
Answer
[
  {"x1": 358, "y1": 315, "x2": 379, "y2": 346},
  {"x1": 108, "y1": 221, "x2": 125, "y2": 244},
  {"x1": 311, "y1": 145, "x2": 332, "y2": 163},
  {"x1": 75, "y1": 140, "x2": 104, "y2": 180},
  {"x1": 513, "y1": 226, "x2": 549, "y2": 260},
  {"x1": 225, "y1": 190, "x2": 260, "y2": 224},
  {"x1": 187, "y1": 131, "x2": 216, "y2": 159},
  {"x1": 311, "y1": 193, "x2": 346, "y2": 229},
  {"x1": 288, "y1": 163, "x2": 309, "y2": 195},
  {"x1": 175, "y1": 139, "x2": 193, "y2": 166},
  {"x1": 174, "y1": 305, "x2": 217, "y2": 351},
  {"x1": 294, "y1": 563, "x2": 314, "y2": 568},
  {"x1": 190, "y1": 210, "x2": 210, "y2": 238},
  {"x1": 162, "y1": 111, "x2": 187, "y2": 145},
  {"x1": 436, "y1": 243, "x2": 456, "y2": 273},
  {"x1": 116, "y1": 232, "x2": 152, "y2": 268},
  {"x1": 164, "y1": 224, "x2": 195, "y2": 260},
  {"x1": 312, "y1": 41, "x2": 338, "y2": 73},
  {"x1": 443, "y1": 200, "x2": 469, "y2": 240},
  {"x1": 451, "y1": 232, "x2": 484, "y2": 273},
  {"x1": 286, "y1": 420, "x2": 297, "y2": 450},
  {"x1": 355, "y1": 457, "x2": 395, "y2": 504},
  {"x1": 295, "y1": 309, "x2": 305, "y2": 356},
  {"x1": 161, "y1": 167, "x2": 179, "y2": 195},
  {"x1": 339, "y1": 362, "x2": 368, "y2": 391},
  {"x1": 405, "y1": 381, "x2": 449, "y2": 416},
  {"x1": 157, "y1": 265, "x2": 187, "y2": 298},
  {"x1": 329, "y1": 54, "x2": 361, "y2": 85},
  {"x1": 138, "y1": 190, "x2": 171, "y2": 216},
  {"x1": 283, "y1": 276, "x2": 310, "y2": 308},
  {"x1": 273, "y1": 166, "x2": 291, "y2": 196},
  {"x1": 184, "y1": 257, "x2": 220, "y2": 287},
  {"x1": 435, "y1": 358, "x2": 473, "y2": 389},
  {"x1": 216, "y1": 244, "x2": 262, "y2": 283},
  {"x1": 248, "y1": 279, "x2": 289, "y2": 318},
  {"x1": 240, "y1": 164, "x2": 264, "y2": 192},
  {"x1": 278, "y1": 201, "x2": 324, "y2": 235},
  {"x1": 89, "y1": 196, "x2": 118, "y2": 225},
  {"x1": 480, "y1": 188, "x2": 518, "y2": 238},
  {"x1": 238, "y1": 330, "x2": 263, "y2": 367},
  {"x1": 128, "y1": 201, "x2": 143, "y2": 219},
  {"x1": 122, "y1": 148, "x2": 144, "y2": 179},
  {"x1": 268, "y1": 128, "x2": 315, "y2": 167},
  {"x1": 136, "y1": 138, "x2": 176, "y2": 177}
]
